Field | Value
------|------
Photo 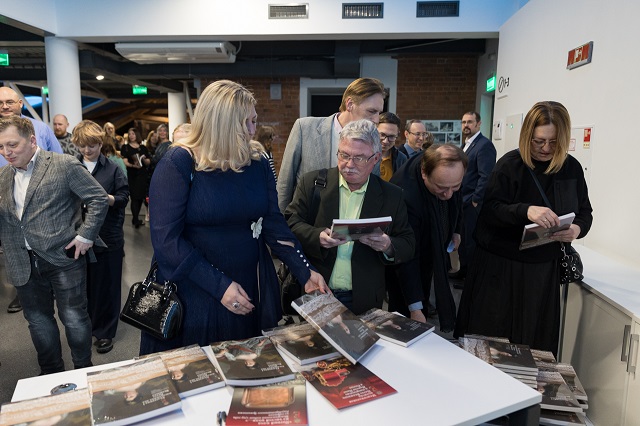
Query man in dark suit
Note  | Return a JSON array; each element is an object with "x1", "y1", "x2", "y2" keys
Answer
[
  {"x1": 0, "y1": 116, "x2": 108, "y2": 374},
  {"x1": 450, "y1": 111, "x2": 496, "y2": 281},
  {"x1": 285, "y1": 119, "x2": 420, "y2": 320},
  {"x1": 389, "y1": 144, "x2": 467, "y2": 332}
]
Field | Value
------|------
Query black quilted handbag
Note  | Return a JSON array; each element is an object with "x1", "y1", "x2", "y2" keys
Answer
[
  {"x1": 559, "y1": 244, "x2": 584, "y2": 285},
  {"x1": 120, "y1": 262, "x2": 183, "y2": 340}
]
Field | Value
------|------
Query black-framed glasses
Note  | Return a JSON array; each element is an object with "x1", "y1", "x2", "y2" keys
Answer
[
  {"x1": 531, "y1": 138, "x2": 557, "y2": 148},
  {"x1": 407, "y1": 131, "x2": 428, "y2": 138},
  {"x1": 0, "y1": 100, "x2": 18, "y2": 107},
  {"x1": 336, "y1": 151, "x2": 377, "y2": 165},
  {"x1": 380, "y1": 133, "x2": 398, "y2": 142}
]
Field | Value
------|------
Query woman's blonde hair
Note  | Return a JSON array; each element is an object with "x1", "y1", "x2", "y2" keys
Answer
[
  {"x1": 177, "y1": 80, "x2": 262, "y2": 172},
  {"x1": 519, "y1": 101, "x2": 571, "y2": 174}
]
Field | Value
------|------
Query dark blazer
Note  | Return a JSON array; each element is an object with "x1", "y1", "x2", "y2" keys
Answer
[
  {"x1": 285, "y1": 167, "x2": 415, "y2": 315},
  {"x1": 461, "y1": 132, "x2": 496, "y2": 207},
  {"x1": 0, "y1": 150, "x2": 108, "y2": 286}
]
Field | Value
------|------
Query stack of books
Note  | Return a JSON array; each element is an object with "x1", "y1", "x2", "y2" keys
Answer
[
  {"x1": 459, "y1": 336, "x2": 539, "y2": 388},
  {"x1": 0, "y1": 388, "x2": 92, "y2": 425},
  {"x1": 262, "y1": 321, "x2": 339, "y2": 365},
  {"x1": 358, "y1": 308, "x2": 435, "y2": 347}
]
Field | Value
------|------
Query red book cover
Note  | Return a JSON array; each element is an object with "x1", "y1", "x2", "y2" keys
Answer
[{"x1": 294, "y1": 356, "x2": 396, "y2": 410}]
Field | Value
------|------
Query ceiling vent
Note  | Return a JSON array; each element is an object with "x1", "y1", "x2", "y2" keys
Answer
[
  {"x1": 269, "y1": 4, "x2": 309, "y2": 19},
  {"x1": 416, "y1": 1, "x2": 460, "y2": 17},
  {"x1": 114, "y1": 42, "x2": 237, "y2": 64},
  {"x1": 342, "y1": 3, "x2": 383, "y2": 19}
]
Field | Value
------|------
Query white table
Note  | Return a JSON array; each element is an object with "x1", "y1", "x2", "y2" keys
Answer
[{"x1": 12, "y1": 333, "x2": 541, "y2": 425}]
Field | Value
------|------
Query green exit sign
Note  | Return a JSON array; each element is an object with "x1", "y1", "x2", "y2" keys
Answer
[
  {"x1": 486, "y1": 75, "x2": 496, "y2": 92},
  {"x1": 42, "y1": 86, "x2": 48, "y2": 95},
  {"x1": 132, "y1": 85, "x2": 148, "y2": 95},
  {"x1": 0, "y1": 53, "x2": 8, "y2": 66}
]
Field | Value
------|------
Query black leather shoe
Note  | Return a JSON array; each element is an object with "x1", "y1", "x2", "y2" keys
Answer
[
  {"x1": 96, "y1": 339, "x2": 114, "y2": 354},
  {"x1": 7, "y1": 296, "x2": 22, "y2": 313}
]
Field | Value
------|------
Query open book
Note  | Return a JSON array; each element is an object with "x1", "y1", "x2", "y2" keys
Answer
[
  {"x1": 520, "y1": 212, "x2": 575, "y2": 250},
  {"x1": 330, "y1": 216, "x2": 392, "y2": 241}
]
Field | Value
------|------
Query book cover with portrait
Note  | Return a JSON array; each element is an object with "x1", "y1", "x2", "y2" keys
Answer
[
  {"x1": 210, "y1": 336, "x2": 295, "y2": 386},
  {"x1": 263, "y1": 322, "x2": 339, "y2": 365},
  {"x1": 330, "y1": 216, "x2": 392, "y2": 241},
  {"x1": 358, "y1": 308, "x2": 435, "y2": 347},
  {"x1": 293, "y1": 356, "x2": 396, "y2": 410},
  {"x1": 87, "y1": 357, "x2": 182, "y2": 426},
  {"x1": 0, "y1": 388, "x2": 91, "y2": 426},
  {"x1": 537, "y1": 370, "x2": 583, "y2": 414},
  {"x1": 291, "y1": 292, "x2": 379, "y2": 364},
  {"x1": 137, "y1": 344, "x2": 225, "y2": 398},
  {"x1": 226, "y1": 374, "x2": 308, "y2": 425}
]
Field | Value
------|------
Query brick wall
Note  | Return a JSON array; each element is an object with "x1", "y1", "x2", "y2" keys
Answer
[
  {"x1": 396, "y1": 55, "x2": 478, "y2": 123},
  {"x1": 202, "y1": 54, "x2": 478, "y2": 172}
]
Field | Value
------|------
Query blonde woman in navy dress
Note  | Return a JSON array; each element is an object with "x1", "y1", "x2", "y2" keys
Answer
[{"x1": 140, "y1": 80, "x2": 328, "y2": 355}]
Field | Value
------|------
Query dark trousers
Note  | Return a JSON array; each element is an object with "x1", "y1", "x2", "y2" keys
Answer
[
  {"x1": 130, "y1": 197, "x2": 144, "y2": 224},
  {"x1": 459, "y1": 203, "x2": 480, "y2": 270},
  {"x1": 87, "y1": 248, "x2": 123, "y2": 340},
  {"x1": 16, "y1": 251, "x2": 92, "y2": 374}
]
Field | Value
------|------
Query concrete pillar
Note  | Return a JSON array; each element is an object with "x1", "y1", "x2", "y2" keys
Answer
[
  {"x1": 168, "y1": 92, "x2": 188, "y2": 138},
  {"x1": 44, "y1": 37, "x2": 82, "y2": 130}
]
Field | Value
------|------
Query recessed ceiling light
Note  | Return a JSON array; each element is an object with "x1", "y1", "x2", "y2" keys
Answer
[{"x1": 96, "y1": 75, "x2": 105, "y2": 80}]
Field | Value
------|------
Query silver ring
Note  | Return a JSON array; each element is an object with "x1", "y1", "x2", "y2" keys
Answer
[{"x1": 232, "y1": 302, "x2": 240, "y2": 309}]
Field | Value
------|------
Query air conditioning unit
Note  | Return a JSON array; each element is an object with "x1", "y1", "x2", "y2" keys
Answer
[{"x1": 115, "y1": 42, "x2": 237, "y2": 64}]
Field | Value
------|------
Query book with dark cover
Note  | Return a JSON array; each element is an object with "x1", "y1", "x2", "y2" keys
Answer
[
  {"x1": 520, "y1": 212, "x2": 575, "y2": 250},
  {"x1": 137, "y1": 344, "x2": 225, "y2": 397},
  {"x1": 293, "y1": 356, "x2": 397, "y2": 410},
  {"x1": 462, "y1": 334, "x2": 511, "y2": 343},
  {"x1": 330, "y1": 216, "x2": 392, "y2": 241},
  {"x1": 226, "y1": 374, "x2": 308, "y2": 426},
  {"x1": 536, "y1": 361, "x2": 588, "y2": 402},
  {"x1": 540, "y1": 410, "x2": 587, "y2": 426},
  {"x1": 0, "y1": 388, "x2": 91, "y2": 426},
  {"x1": 290, "y1": 292, "x2": 380, "y2": 364},
  {"x1": 358, "y1": 308, "x2": 435, "y2": 347},
  {"x1": 263, "y1": 322, "x2": 339, "y2": 365},
  {"x1": 459, "y1": 337, "x2": 538, "y2": 374},
  {"x1": 87, "y1": 357, "x2": 182, "y2": 426},
  {"x1": 211, "y1": 336, "x2": 296, "y2": 386},
  {"x1": 537, "y1": 371, "x2": 583, "y2": 413}
]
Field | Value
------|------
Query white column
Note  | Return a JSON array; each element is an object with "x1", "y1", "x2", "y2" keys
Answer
[
  {"x1": 168, "y1": 92, "x2": 188, "y2": 138},
  {"x1": 44, "y1": 37, "x2": 82, "y2": 129}
]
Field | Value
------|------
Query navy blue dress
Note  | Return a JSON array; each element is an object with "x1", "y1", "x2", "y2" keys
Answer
[{"x1": 140, "y1": 147, "x2": 312, "y2": 355}]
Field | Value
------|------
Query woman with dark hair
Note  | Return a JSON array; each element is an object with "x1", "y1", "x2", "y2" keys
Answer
[
  {"x1": 255, "y1": 125, "x2": 278, "y2": 182},
  {"x1": 455, "y1": 101, "x2": 593, "y2": 354},
  {"x1": 120, "y1": 127, "x2": 150, "y2": 228},
  {"x1": 140, "y1": 80, "x2": 327, "y2": 355}
]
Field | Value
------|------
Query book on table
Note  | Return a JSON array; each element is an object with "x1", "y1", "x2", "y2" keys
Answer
[
  {"x1": 292, "y1": 356, "x2": 397, "y2": 410},
  {"x1": 519, "y1": 212, "x2": 575, "y2": 250},
  {"x1": 459, "y1": 337, "x2": 538, "y2": 375},
  {"x1": 225, "y1": 374, "x2": 308, "y2": 426},
  {"x1": 358, "y1": 308, "x2": 435, "y2": 347},
  {"x1": 86, "y1": 356, "x2": 182, "y2": 426},
  {"x1": 262, "y1": 322, "x2": 339, "y2": 365},
  {"x1": 210, "y1": 336, "x2": 296, "y2": 386},
  {"x1": 329, "y1": 216, "x2": 392, "y2": 241},
  {"x1": 539, "y1": 409, "x2": 587, "y2": 426},
  {"x1": 531, "y1": 348, "x2": 557, "y2": 363},
  {"x1": 537, "y1": 370, "x2": 583, "y2": 413},
  {"x1": 136, "y1": 344, "x2": 225, "y2": 398},
  {"x1": 536, "y1": 361, "x2": 588, "y2": 403},
  {"x1": 290, "y1": 292, "x2": 380, "y2": 365},
  {"x1": 0, "y1": 387, "x2": 92, "y2": 426}
]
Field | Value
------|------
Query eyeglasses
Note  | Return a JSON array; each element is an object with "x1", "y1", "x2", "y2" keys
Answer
[
  {"x1": 0, "y1": 100, "x2": 19, "y2": 107},
  {"x1": 407, "y1": 131, "x2": 428, "y2": 138},
  {"x1": 380, "y1": 133, "x2": 398, "y2": 142},
  {"x1": 337, "y1": 151, "x2": 377, "y2": 165},
  {"x1": 531, "y1": 138, "x2": 557, "y2": 148}
]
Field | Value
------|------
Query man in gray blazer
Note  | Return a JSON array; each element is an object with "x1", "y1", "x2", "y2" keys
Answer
[
  {"x1": 0, "y1": 116, "x2": 108, "y2": 375},
  {"x1": 277, "y1": 77, "x2": 386, "y2": 212}
]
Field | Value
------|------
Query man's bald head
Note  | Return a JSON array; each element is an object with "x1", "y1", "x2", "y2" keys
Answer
[
  {"x1": 0, "y1": 87, "x2": 23, "y2": 118},
  {"x1": 53, "y1": 114, "x2": 70, "y2": 138}
]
